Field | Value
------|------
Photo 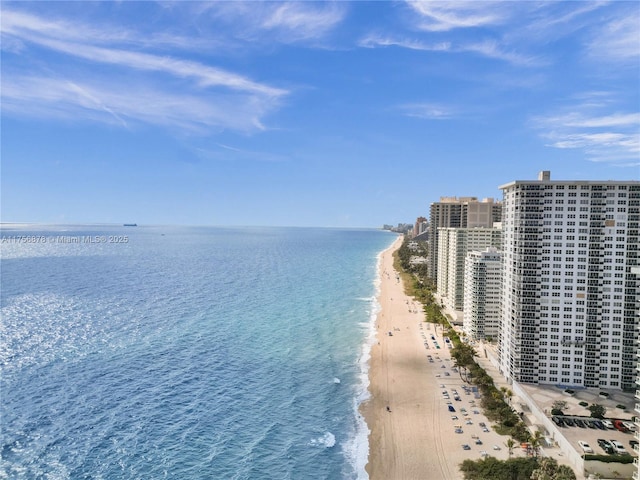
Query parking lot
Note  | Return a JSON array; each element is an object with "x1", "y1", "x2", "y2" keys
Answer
[
  {"x1": 419, "y1": 322, "x2": 527, "y2": 462},
  {"x1": 551, "y1": 414, "x2": 637, "y2": 457}
]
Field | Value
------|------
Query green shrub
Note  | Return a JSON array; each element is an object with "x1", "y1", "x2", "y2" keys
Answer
[{"x1": 583, "y1": 454, "x2": 634, "y2": 464}]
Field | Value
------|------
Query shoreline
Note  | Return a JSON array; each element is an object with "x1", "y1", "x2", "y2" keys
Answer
[
  {"x1": 361, "y1": 236, "x2": 515, "y2": 479},
  {"x1": 354, "y1": 235, "x2": 396, "y2": 479}
]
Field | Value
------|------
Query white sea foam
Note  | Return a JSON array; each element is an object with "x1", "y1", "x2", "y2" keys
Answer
[
  {"x1": 344, "y1": 242, "x2": 391, "y2": 480},
  {"x1": 309, "y1": 432, "x2": 336, "y2": 448},
  {"x1": 333, "y1": 377, "x2": 341, "y2": 384}
]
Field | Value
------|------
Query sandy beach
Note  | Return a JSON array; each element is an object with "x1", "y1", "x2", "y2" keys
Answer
[{"x1": 362, "y1": 237, "x2": 516, "y2": 480}]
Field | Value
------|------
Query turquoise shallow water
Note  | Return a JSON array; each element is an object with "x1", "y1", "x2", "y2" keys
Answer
[{"x1": 1, "y1": 226, "x2": 395, "y2": 479}]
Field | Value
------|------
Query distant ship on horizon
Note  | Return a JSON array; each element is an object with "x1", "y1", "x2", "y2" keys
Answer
[{"x1": 123, "y1": 223, "x2": 137, "y2": 227}]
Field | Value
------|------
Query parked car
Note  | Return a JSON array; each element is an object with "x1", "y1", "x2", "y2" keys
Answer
[
  {"x1": 592, "y1": 420, "x2": 605, "y2": 430},
  {"x1": 610, "y1": 439, "x2": 629, "y2": 455},
  {"x1": 601, "y1": 419, "x2": 614, "y2": 429},
  {"x1": 622, "y1": 421, "x2": 636, "y2": 432},
  {"x1": 564, "y1": 418, "x2": 575, "y2": 427},
  {"x1": 597, "y1": 439, "x2": 614, "y2": 454},
  {"x1": 578, "y1": 441, "x2": 593, "y2": 453},
  {"x1": 574, "y1": 419, "x2": 587, "y2": 428},
  {"x1": 552, "y1": 416, "x2": 565, "y2": 427},
  {"x1": 613, "y1": 420, "x2": 629, "y2": 433}
]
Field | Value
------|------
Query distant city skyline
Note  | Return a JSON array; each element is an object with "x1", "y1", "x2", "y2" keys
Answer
[{"x1": 2, "y1": 1, "x2": 639, "y2": 227}]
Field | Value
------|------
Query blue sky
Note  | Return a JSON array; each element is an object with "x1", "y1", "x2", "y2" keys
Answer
[{"x1": 2, "y1": 1, "x2": 639, "y2": 227}]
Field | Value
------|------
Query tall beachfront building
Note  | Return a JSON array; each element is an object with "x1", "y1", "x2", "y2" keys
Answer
[
  {"x1": 499, "y1": 171, "x2": 639, "y2": 390},
  {"x1": 634, "y1": 267, "x2": 640, "y2": 479},
  {"x1": 427, "y1": 197, "x2": 502, "y2": 283},
  {"x1": 464, "y1": 248, "x2": 503, "y2": 341},
  {"x1": 437, "y1": 227, "x2": 502, "y2": 313},
  {"x1": 635, "y1": 363, "x2": 640, "y2": 480},
  {"x1": 413, "y1": 216, "x2": 428, "y2": 238}
]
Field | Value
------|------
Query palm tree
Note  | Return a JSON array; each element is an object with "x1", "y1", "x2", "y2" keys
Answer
[
  {"x1": 499, "y1": 386, "x2": 514, "y2": 404},
  {"x1": 530, "y1": 430, "x2": 544, "y2": 458},
  {"x1": 451, "y1": 342, "x2": 477, "y2": 383},
  {"x1": 506, "y1": 438, "x2": 516, "y2": 458},
  {"x1": 500, "y1": 386, "x2": 508, "y2": 402}
]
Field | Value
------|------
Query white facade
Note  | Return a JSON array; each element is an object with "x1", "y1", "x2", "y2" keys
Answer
[
  {"x1": 499, "y1": 172, "x2": 639, "y2": 390},
  {"x1": 437, "y1": 227, "x2": 502, "y2": 312},
  {"x1": 635, "y1": 352, "x2": 640, "y2": 480},
  {"x1": 464, "y1": 248, "x2": 503, "y2": 341},
  {"x1": 428, "y1": 197, "x2": 502, "y2": 282}
]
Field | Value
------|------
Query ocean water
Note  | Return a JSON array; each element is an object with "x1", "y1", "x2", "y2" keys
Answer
[{"x1": 0, "y1": 225, "x2": 395, "y2": 480}]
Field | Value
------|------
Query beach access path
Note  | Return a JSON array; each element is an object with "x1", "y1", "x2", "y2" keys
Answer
[{"x1": 362, "y1": 237, "x2": 519, "y2": 480}]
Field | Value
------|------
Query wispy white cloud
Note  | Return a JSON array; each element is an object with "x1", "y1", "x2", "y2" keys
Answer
[
  {"x1": 515, "y1": 1, "x2": 607, "y2": 42},
  {"x1": 532, "y1": 108, "x2": 640, "y2": 166},
  {"x1": 194, "y1": 144, "x2": 289, "y2": 163},
  {"x1": 2, "y1": 10, "x2": 286, "y2": 98},
  {"x1": 586, "y1": 13, "x2": 640, "y2": 64},
  {"x1": 398, "y1": 102, "x2": 458, "y2": 120},
  {"x1": 552, "y1": 112, "x2": 640, "y2": 129},
  {"x1": 201, "y1": 1, "x2": 346, "y2": 45},
  {"x1": 358, "y1": 33, "x2": 450, "y2": 52},
  {"x1": 463, "y1": 39, "x2": 544, "y2": 67},
  {"x1": 39, "y1": 37, "x2": 285, "y2": 97},
  {"x1": 261, "y1": 2, "x2": 346, "y2": 41},
  {"x1": 1, "y1": 7, "x2": 232, "y2": 53},
  {"x1": 359, "y1": 33, "x2": 541, "y2": 67},
  {"x1": 1, "y1": 8, "x2": 287, "y2": 134},
  {"x1": 1, "y1": 74, "x2": 277, "y2": 134},
  {"x1": 407, "y1": 1, "x2": 506, "y2": 32}
]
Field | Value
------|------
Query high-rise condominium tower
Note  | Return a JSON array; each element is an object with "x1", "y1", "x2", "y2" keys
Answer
[
  {"x1": 437, "y1": 227, "x2": 502, "y2": 312},
  {"x1": 499, "y1": 171, "x2": 639, "y2": 390},
  {"x1": 427, "y1": 197, "x2": 502, "y2": 283},
  {"x1": 464, "y1": 247, "x2": 503, "y2": 341}
]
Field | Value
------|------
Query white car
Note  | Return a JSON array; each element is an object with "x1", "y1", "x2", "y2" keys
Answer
[
  {"x1": 578, "y1": 441, "x2": 593, "y2": 453},
  {"x1": 601, "y1": 420, "x2": 614, "y2": 429},
  {"x1": 622, "y1": 421, "x2": 636, "y2": 432},
  {"x1": 610, "y1": 440, "x2": 628, "y2": 455}
]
